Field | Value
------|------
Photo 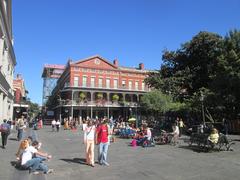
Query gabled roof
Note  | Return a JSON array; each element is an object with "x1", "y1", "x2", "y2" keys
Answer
[{"x1": 72, "y1": 55, "x2": 118, "y2": 69}]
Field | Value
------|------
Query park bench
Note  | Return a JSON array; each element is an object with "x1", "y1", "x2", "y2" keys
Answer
[{"x1": 188, "y1": 133, "x2": 235, "y2": 151}]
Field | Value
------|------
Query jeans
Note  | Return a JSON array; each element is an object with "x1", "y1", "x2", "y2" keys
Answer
[
  {"x1": 17, "y1": 129, "x2": 23, "y2": 141},
  {"x1": 23, "y1": 157, "x2": 48, "y2": 173},
  {"x1": 98, "y1": 142, "x2": 109, "y2": 165},
  {"x1": 1, "y1": 132, "x2": 9, "y2": 147}
]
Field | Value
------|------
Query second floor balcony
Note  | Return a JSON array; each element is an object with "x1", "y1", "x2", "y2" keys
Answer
[
  {"x1": 63, "y1": 82, "x2": 150, "y2": 92},
  {"x1": 56, "y1": 99, "x2": 139, "y2": 108}
]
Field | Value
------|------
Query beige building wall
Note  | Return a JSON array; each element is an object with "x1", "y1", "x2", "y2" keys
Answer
[{"x1": 0, "y1": 0, "x2": 16, "y2": 123}]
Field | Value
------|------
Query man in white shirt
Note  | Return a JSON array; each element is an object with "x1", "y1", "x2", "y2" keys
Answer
[
  {"x1": 21, "y1": 141, "x2": 53, "y2": 174},
  {"x1": 51, "y1": 119, "x2": 56, "y2": 132}
]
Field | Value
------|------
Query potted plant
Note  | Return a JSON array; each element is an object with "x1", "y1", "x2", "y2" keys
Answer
[
  {"x1": 79, "y1": 92, "x2": 86, "y2": 101},
  {"x1": 112, "y1": 94, "x2": 119, "y2": 103},
  {"x1": 97, "y1": 93, "x2": 103, "y2": 100}
]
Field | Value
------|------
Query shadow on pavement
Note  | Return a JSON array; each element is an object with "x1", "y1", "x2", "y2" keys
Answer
[
  {"x1": 10, "y1": 161, "x2": 28, "y2": 171},
  {"x1": 60, "y1": 158, "x2": 87, "y2": 165},
  {"x1": 178, "y1": 145, "x2": 211, "y2": 153},
  {"x1": 9, "y1": 138, "x2": 18, "y2": 141}
]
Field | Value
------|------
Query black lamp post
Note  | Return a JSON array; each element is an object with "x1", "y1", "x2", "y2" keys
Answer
[
  {"x1": 129, "y1": 108, "x2": 132, "y2": 118},
  {"x1": 65, "y1": 109, "x2": 69, "y2": 119},
  {"x1": 200, "y1": 92, "x2": 205, "y2": 126}
]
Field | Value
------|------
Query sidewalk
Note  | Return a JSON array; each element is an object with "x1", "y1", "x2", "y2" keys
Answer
[{"x1": 1, "y1": 127, "x2": 240, "y2": 180}]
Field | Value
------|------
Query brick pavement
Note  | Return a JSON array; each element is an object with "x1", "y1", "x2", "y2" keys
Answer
[{"x1": 1, "y1": 127, "x2": 240, "y2": 180}]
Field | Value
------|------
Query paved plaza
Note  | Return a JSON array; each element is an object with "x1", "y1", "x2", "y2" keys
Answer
[{"x1": 1, "y1": 127, "x2": 240, "y2": 180}]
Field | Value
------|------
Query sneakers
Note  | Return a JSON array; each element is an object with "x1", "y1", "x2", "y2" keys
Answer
[
  {"x1": 32, "y1": 171, "x2": 40, "y2": 175},
  {"x1": 46, "y1": 169, "x2": 54, "y2": 174},
  {"x1": 103, "y1": 162, "x2": 110, "y2": 166}
]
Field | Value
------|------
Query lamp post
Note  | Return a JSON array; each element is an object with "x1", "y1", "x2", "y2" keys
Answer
[
  {"x1": 200, "y1": 92, "x2": 205, "y2": 126},
  {"x1": 65, "y1": 109, "x2": 69, "y2": 120},
  {"x1": 129, "y1": 108, "x2": 132, "y2": 118},
  {"x1": 57, "y1": 95, "x2": 62, "y2": 123}
]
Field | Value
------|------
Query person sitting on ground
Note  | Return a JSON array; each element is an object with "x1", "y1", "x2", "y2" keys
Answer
[
  {"x1": 208, "y1": 128, "x2": 219, "y2": 146},
  {"x1": 16, "y1": 136, "x2": 33, "y2": 159},
  {"x1": 16, "y1": 137, "x2": 42, "y2": 162},
  {"x1": 136, "y1": 124, "x2": 151, "y2": 146},
  {"x1": 20, "y1": 140, "x2": 53, "y2": 174}
]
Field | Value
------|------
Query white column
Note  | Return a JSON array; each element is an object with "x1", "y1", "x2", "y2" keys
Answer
[
  {"x1": 3, "y1": 95, "x2": 7, "y2": 120},
  {"x1": 0, "y1": 93, "x2": 3, "y2": 122},
  {"x1": 9, "y1": 99, "x2": 13, "y2": 120},
  {"x1": 3, "y1": 49, "x2": 8, "y2": 76},
  {"x1": 0, "y1": 37, "x2": 4, "y2": 66}
]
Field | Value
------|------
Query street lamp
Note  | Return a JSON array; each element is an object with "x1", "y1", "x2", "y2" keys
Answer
[
  {"x1": 200, "y1": 92, "x2": 205, "y2": 126},
  {"x1": 129, "y1": 108, "x2": 132, "y2": 117},
  {"x1": 57, "y1": 95, "x2": 62, "y2": 122}
]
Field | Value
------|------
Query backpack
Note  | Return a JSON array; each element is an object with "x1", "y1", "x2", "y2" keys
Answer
[{"x1": 0, "y1": 124, "x2": 9, "y2": 133}]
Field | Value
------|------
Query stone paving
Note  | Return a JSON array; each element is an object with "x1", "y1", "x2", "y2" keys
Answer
[{"x1": 1, "y1": 127, "x2": 240, "y2": 180}]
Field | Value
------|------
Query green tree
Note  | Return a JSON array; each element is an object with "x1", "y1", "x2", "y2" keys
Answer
[
  {"x1": 141, "y1": 90, "x2": 185, "y2": 116},
  {"x1": 27, "y1": 100, "x2": 40, "y2": 118},
  {"x1": 145, "y1": 30, "x2": 240, "y2": 122}
]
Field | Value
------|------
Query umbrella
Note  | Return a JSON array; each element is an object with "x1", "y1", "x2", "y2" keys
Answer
[{"x1": 128, "y1": 117, "x2": 136, "y2": 122}]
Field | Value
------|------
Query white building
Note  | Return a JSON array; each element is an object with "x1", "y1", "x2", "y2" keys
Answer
[{"x1": 0, "y1": 0, "x2": 16, "y2": 122}]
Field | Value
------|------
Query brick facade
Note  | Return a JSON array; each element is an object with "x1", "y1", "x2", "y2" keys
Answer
[{"x1": 45, "y1": 55, "x2": 151, "y2": 122}]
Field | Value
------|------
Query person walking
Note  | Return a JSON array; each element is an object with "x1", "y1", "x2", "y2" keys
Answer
[
  {"x1": 56, "y1": 120, "x2": 60, "y2": 132},
  {"x1": 51, "y1": 119, "x2": 56, "y2": 132},
  {"x1": 84, "y1": 120, "x2": 96, "y2": 167},
  {"x1": 179, "y1": 118, "x2": 185, "y2": 137},
  {"x1": 0, "y1": 119, "x2": 11, "y2": 149},
  {"x1": 96, "y1": 119, "x2": 110, "y2": 166},
  {"x1": 17, "y1": 118, "x2": 25, "y2": 141}
]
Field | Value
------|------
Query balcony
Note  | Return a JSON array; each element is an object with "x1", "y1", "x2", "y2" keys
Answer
[
  {"x1": 57, "y1": 99, "x2": 139, "y2": 108},
  {"x1": 63, "y1": 83, "x2": 150, "y2": 92}
]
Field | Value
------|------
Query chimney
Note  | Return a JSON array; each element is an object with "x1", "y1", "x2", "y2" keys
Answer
[
  {"x1": 113, "y1": 59, "x2": 119, "y2": 67},
  {"x1": 139, "y1": 63, "x2": 144, "y2": 70}
]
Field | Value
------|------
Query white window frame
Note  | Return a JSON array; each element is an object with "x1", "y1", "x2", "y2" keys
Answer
[{"x1": 82, "y1": 76, "x2": 87, "y2": 87}]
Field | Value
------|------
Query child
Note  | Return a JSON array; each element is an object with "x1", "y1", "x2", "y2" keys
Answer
[{"x1": 208, "y1": 128, "x2": 219, "y2": 145}]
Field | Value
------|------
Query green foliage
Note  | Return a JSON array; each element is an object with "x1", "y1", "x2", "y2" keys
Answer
[
  {"x1": 27, "y1": 101, "x2": 40, "y2": 118},
  {"x1": 141, "y1": 90, "x2": 185, "y2": 114},
  {"x1": 79, "y1": 92, "x2": 86, "y2": 100},
  {"x1": 112, "y1": 94, "x2": 119, "y2": 101},
  {"x1": 145, "y1": 29, "x2": 240, "y2": 121},
  {"x1": 97, "y1": 93, "x2": 103, "y2": 99}
]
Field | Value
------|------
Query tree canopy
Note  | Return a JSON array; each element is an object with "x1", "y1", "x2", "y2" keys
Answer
[{"x1": 145, "y1": 30, "x2": 240, "y2": 122}]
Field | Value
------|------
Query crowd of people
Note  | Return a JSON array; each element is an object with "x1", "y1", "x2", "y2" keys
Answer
[{"x1": 0, "y1": 115, "x2": 227, "y2": 176}]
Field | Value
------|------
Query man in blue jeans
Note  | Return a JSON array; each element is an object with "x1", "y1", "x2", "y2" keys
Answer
[
  {"x1": 96, "y1": 120, "x2": 110, "y2": 166},
  {"x1": 21, "y1": 141, "x2": 53, "y2": 174}
]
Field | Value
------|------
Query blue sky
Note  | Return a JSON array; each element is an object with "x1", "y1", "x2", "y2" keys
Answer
[{"x1": 12, "y1": 0, "x2": 240, "y2": 105}]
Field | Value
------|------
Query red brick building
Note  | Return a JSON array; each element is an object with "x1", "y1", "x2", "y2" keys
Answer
[
  {"x1": 13, "y1": 74, "x2": 29, "y2": 119},
  {"x1": 46, "y1": 55, "x2": 151, "y2": 123}
]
